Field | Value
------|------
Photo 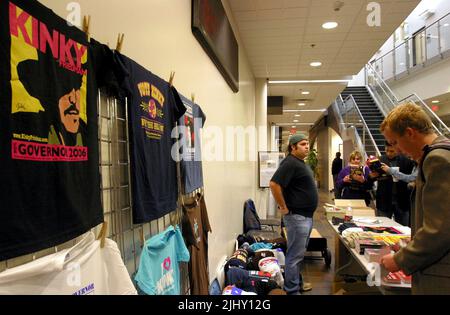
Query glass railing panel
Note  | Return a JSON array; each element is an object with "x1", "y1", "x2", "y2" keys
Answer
[
  {"x1": 394, "y1": 42, "x2": 408, "y2": 75},
  {"x1": 426, "y1": 23, "x2": 440, "y2": 59},
  {"x1": 381, "y1": 51, "x2": 395, "y2": 80},
  {"x1": 440, "y1": 15, "x2": 450, "y2": 53}
]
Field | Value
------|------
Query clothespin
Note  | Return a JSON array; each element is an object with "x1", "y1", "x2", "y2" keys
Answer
[
  {"x1": 170, "y1": 210, "x2": 178, "y2": 228},
  {"x1": 83, "y1": 15, "x2": 91, "y2": 41},
  {"x1": 140, "y1": 227, "x2": 145, "y2": 248},
  {"x1": 116, "y1": 33, "x2": 125, "y2": 52},
  {"x1": 169, "y1": 71, "x2": 176, "y2": 87},
  {"x1": 96, "y1": 221, "x2": 108, "y2": 248}
]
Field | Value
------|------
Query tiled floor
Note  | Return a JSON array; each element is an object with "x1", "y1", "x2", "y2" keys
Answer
[
  {"x1": 263, "y1": 190, "x2": 386, "y2": 295},
  {"x1": 300, "y1": 190, "x2": 382, "y2": 295},
  {"x1": 302, "y1": 190, "x2": 337, "y2": 295}
]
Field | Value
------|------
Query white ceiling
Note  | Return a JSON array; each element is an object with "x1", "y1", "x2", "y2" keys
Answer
[{"x1": 227, "y1": 0, "x2": 420, "y2": 140}]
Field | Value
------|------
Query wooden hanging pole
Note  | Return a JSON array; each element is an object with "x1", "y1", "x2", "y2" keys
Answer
[
  {"x1": 96, "y1": 221, "x2": 108, "y2": 248},
  {"x1": 140, "y1": 227, "x2": 145, "y2": 248},
  {"x1": 169, "y1": 71, "x2": 176, "y2": 87},
  {"x1": 116, "y1": 33, "x2": 125, "y2": 52},
  {"x1": 83, "y1": 15, "x2": 91, "y2": 41}
]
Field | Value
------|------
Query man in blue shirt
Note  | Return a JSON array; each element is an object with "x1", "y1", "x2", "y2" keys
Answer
[{"x1": 270, "y1": 134, "x2": 318, "y2": 295}]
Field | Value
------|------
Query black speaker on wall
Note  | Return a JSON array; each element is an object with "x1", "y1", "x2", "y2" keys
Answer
[{"x1": 268, "y1": 96, "x2": 283, "y2": 115}]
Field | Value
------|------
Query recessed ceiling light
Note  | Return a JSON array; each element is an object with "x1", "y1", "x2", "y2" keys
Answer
[
  {"x1": 295, "y1": 114, "x2": 301, "y2": 117},
  {"x1": 301, "y1": 91, "x2": 310, "y2": 95},
  {"x1": 298, "y1": 103, "x2": 306, "y2": 106},
  {"x1": 322, "y1": 22, "x2": 338, "y2": 29},
  {"x1": 293, "y1": 120, "x2": 299, "y2": 123},
  {"x1": 268, "y1": 79, "x2": 351, "y2": 84},
  {"x1": 283, "y1": 109, "x2": 327, "y2": 113},
  {"x1": 292, "y1": 126, "x2": 296, "y2": 128},
  {"x1": 310, "y1": 61, "x2": 322, "y2": 67},
  {"x1": 432, "y1": 100, "x2": 440, "y2": 103}
]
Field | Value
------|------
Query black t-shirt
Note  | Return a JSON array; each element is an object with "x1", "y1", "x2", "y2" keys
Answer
[
  {"x1": 178, "y1": 94, "x2": 206, "y2": 194},
  {"x1": 113, "y1": 52, "x2": 186, "y2": 223},
  {"x1": 270, "y1": 154, "x2": 318, "y2": 217},
  {"x1": 0, "y1": 0, "x2": 108, "y2": 260}
]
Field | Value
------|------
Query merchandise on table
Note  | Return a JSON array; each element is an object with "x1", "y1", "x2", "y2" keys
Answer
[
  {"x1": 364, "y1": 248, "x2": 391, "y2": 263},
  {"x1": 355, "y1": 239, "x2": 388, "y2": 255}
]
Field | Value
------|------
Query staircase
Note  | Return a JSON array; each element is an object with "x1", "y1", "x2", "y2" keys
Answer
[{"x1": 341, "y1": 86, "x2": 385, "y2": 157}]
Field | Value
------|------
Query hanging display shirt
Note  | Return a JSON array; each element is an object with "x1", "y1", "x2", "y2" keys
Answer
[
  {"x1": 0, "y1": 0, "x2": 111, "y2": 260},
  {"x1": 113, "y1": 53, "x2": 186, "y2": 223},
  {"x1": 0, "y1": 232, "x2": 137, "y2": 295},
  {"x1": 181, "y1": 193, "x2": 212, "y2": 295},
  {"x1": 135, "y1": 225, "x2": 190, "y2": 295},
  {"x1": 178, "y1": 94, "x2": 206, "y2": 194}
]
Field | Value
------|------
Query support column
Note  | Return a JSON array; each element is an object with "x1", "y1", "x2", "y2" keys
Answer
[{"x1": 255, "y1": 79, "x2": 269, "y2": 219}]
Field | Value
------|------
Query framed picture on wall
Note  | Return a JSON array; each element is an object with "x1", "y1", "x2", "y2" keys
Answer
[
  {"x1": 258, "y1": 152, "x2": 286, "y2": 188},
  {"x1": 191, "y1": 0, "x2": 239, "y2": 93}
]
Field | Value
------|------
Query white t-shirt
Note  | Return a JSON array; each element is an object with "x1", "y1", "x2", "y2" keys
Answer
[{"x1": 0, "y1": 232, "x2": 137, "y2": 295}]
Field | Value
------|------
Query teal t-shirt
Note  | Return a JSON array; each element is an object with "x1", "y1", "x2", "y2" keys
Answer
[{"x1": 135, "y1": 225, "x2": 190, "y2": 295}]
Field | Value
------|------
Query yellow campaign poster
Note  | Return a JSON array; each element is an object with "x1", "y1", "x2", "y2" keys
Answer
[{"x1": 9, "y1": 1, "x2": 89, "y2": 160}]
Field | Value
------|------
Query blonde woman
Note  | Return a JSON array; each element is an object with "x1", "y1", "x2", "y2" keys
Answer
[{"x1": 336, "y1": 151, "x2": 373, "y2": 206}]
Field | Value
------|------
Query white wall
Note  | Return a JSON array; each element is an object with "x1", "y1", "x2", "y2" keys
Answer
[
  {"x1": 39, "y1": 0, "x2": 258, "y2": 281},
  {"x1": 348, "y1": 68, "x2": 367, "y2": 87}
]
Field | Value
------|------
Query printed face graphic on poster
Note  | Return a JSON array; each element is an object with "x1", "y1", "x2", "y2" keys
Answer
[{"x1": 9, "y1": 2, "x2": 89, "y2": 161}]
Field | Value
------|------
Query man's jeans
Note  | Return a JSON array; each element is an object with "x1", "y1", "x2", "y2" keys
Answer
[{"x1": 283, "y1": 213, "x2": 313, "y2": 294}]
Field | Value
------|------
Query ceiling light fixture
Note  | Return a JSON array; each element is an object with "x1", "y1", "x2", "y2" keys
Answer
[
  {"x1": 284, "y1": 109, "x2": 326, "y2": 113},
  {"x1": 302, "y1": 91, "x2": 310, "y2": 95},
  {"x1": 310, "y1": 61, "x2": 322, "y2": 67},
  {"x1": 432, "y1": 100, "x2": 440, "y2": 104},
  {"x1": 322, "y1": 22, "x2": 338, "y2": 29},
  {"x1": 298, "y1": 103, "x2": 306, "y2": 106},
  {"x1": 293, "y1": 120, "x2": 299, "y2": 123},
  {"x1": 278, "y1": 123, "x2": 316, "y2": 126},
  {"x1": 269, "y1": 79, "x2": 351, "y2": 84},
  {"x1": 295, "y1": 114, "x2": 301, "y2": 117}
]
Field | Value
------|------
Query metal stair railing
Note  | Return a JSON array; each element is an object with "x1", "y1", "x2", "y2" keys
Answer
[
  {"x1": 365, "y1": 62, "x2": 450, "y2": 137},
  {"x1": 334, "y1": 93, "x2": 381, "y2": 158}
]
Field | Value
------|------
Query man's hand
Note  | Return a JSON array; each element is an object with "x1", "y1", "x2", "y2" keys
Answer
[
  {"x1": 353, "y1": 174, "x2": 365, "y2": 183},
  {"x1": 381, "y1": 253, "x2": 400, "y2": 272},
  {"x1": 381, "y1": 163, "x2": 390, "y2": 173},
  {"x1": 369, "y1": 171, "x2": 379, "y2": 179},
  {"x1": 278, "y1": 205, "x2": 289, "y2": 215}
]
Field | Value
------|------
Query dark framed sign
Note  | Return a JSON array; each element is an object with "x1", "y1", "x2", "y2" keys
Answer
[{"x1": 192, "y1": 0, "x2": 239, "y2": 93}]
